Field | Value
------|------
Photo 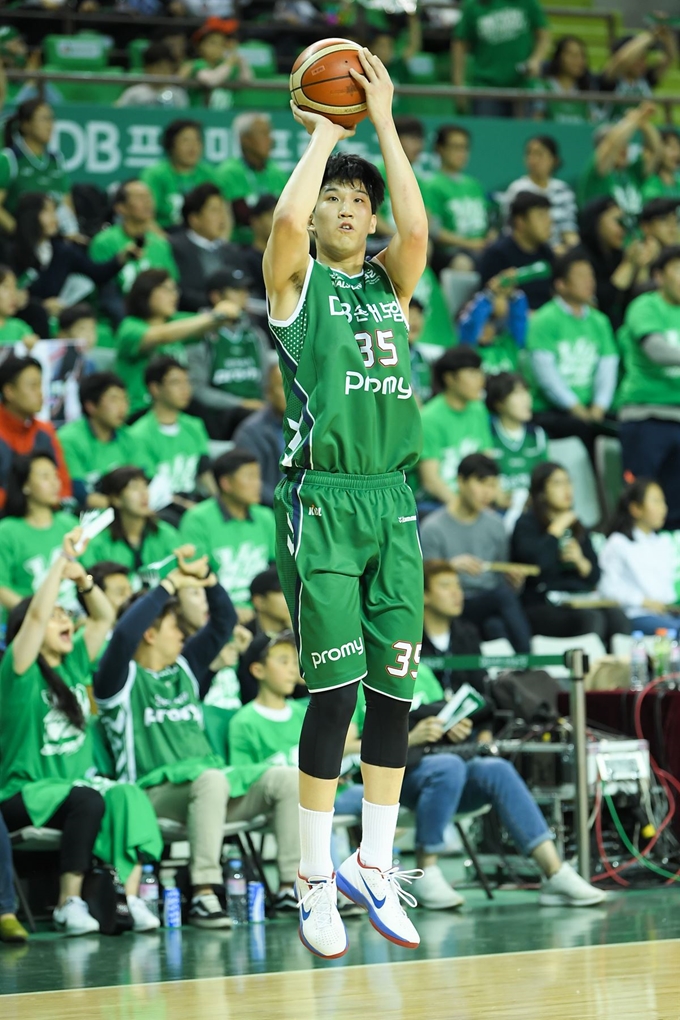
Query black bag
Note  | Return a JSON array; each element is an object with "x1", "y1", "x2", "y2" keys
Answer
[
  {"x1": 492, "y1": 670, "x2": 561, "y2": 724},
  {"x1": 82, "y1": 864, "x2": 133, "y2": 936}
]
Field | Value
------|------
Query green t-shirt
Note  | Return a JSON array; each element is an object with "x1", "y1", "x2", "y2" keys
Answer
[
  {"x1": 420, "y1": 395, "x2": 493, "y2": 490},
  {"x1": 228, "y1": 699, "x2": 307, "y2": 769},
  {"x1": 489, "y1": 418, "x2": 548, "y2": 492},
  {"x1": 203, "y1": 320, "x2": 266, "y2": 400},
  {"x1": 141, "y1": 158, "x2": 217, "y2": 229},
  {"x1": 619, "y1": 291, "x2": 680, "y2": 407},
  {"x1": 128, "y1": 410, "x2": 210, "y2": 496},
  {"x1": 185, "y1": 58, "x2": 240, "y2": 110},
  {"x1": 179, "y1": 499, "x2": 275, "y2": 607},
  {"x1": 89, "y1": 224, "x2": 179, "y2": 296},
  {"x1": 214, "y1": 157, "x2": 289, "y2": 243},
  {"x1": 526, "y1": 298, "x2": 618, "y2": 411},
  {"x1": 0, "y1": 316, "x2": 33, "y2": 345},
  {"x1": 426, "y1": 171, "x2": 488, "y2": 241},
  {"x1": 413, "y1": 266, "x2": 457, "y2": 351},
  {"x1": 641, "y1": 173, "x2": 680, "y2": 201},
  {"x1": 81, "y1": 519, "x2": 180, "y2": 588},
  {"x1": 114, "y1": 313, "x2": 195, "y2": 415},
  {"x1": 454, "y1": 0, "x2": 547, "y2": 88},
  {"x1": 0, "y1": 142, "x2": 70, "y2": 214},
  {"x1": 58, "y1": 418, "x2": 137, "y2": 494},
  {"x1": 578, "y1": 154, "x2": 647, "y2": 227},
  {"x1": 478, "y1": 332, "x2": 521, "y2": 375},
  {"x1": 0, "y1": 512, "x2": 80, "y2": 615}
]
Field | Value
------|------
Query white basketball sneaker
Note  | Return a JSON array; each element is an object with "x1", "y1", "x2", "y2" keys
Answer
[
  {"x1": 295, "y1": 874, "x2": 349, "y2": 959},
  {"x1": 336, "y1": 851, "x2": 422, "y2": 949}
]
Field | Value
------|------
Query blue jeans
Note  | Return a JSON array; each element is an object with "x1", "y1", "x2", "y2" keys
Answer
[
  {"x1": 400, "y1": 754, "x2": 552, "y2": 855},
  {"x1": 0, "y1": 810, "x2": 15, "y2": 915},
  {"x1": 631, "y1": 614, "x2": 680, "y2": 636}
]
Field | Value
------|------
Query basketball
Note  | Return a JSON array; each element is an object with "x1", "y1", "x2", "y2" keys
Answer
[{"x1": 289, "y1": 38, "x2": 368, "y2": 130}]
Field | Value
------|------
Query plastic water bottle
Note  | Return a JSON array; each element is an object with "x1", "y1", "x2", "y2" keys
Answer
[
  {"x1": 163, "y1": 875, "x2": 182, "y2": 928},
  {"x1": 653, "y1": 628, "x2": 671, "y2": 682},
  {"x1": 138, "y1": 864, "x2": 159, "y2": 918},
  {"x1": 630, "y1": 631, "x2": 649, "y2": 692},
  {"x1": 226, "y1": 858, "x2": 248, "y2": 924}
]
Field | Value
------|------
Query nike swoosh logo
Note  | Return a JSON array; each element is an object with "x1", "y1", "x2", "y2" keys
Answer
[
  {"x1": 361, "y1": 872, "x2": 386, "y2": 909},
  {"x1": 301, "y1": 904, "x2": 312, "y2": 921}
]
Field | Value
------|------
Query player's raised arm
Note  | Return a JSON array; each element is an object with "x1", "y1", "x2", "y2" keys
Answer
[
  {"x1": 350, "y1": 49, "x2": 428, "y2": 303},
  {"x1": 264, "y1": 105, "x2": 355, "y2": 321}
]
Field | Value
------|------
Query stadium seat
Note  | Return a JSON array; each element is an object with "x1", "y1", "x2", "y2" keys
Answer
[
  {"x1": 238, "y1": 41, "x2": 277, "y2": 79},
  {"x1": 42, "y1": 65, "x2": 123, "y2": 105},
  {"x1": 439, "y1": 269, "x2": 481, "y2": 320},
  {"x1": 43, "y1": 33, "x2": 111, "y2": 71},
  {"x1": 127, "y1": 38, "x2": 149, "y2": 72},
  {"x1": 594, "y1": 436, "x2": 623, "y2": 521},
  {"x1": 399, "y1": 804, "x2": 494, "y2": 898},
  {"x1": 547, "y1": 436, "x2": 602, "y2": 528}
]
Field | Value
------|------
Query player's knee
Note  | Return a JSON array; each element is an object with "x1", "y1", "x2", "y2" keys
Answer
[
  {"x1": 308, "y1": 682, "x2": 359, "y2": 733},
  {"x1": 361, "y1": 687, "x2": 411, "y2": 769}
]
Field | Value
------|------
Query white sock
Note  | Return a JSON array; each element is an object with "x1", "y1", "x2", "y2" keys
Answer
[
  {"x1": 299, "y1": 806, "x2": 335, "y2": 879},
  {"x1": 359, "y1": 799, "x2": 399, "y2": 872}
]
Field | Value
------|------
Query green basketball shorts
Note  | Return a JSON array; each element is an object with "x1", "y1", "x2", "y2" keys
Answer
[{"x1": 274, "y1": 469, "x2": 424, "y2": 702}]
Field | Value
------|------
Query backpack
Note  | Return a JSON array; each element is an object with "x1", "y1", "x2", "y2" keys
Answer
[{"x1": 492, "y1": 670, "x2": 562, "y2": 724}]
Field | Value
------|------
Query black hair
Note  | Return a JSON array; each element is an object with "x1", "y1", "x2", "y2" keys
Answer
[
  {"x1": 458, "y1": 453, "x2": 499, "y2": 481},
  {"x1": 6, "y1": 597, "x2": 85, "y2": 731},
  {"x1": 14, "y1": 191, "x2": 55, "y2": 275},
  {"x1": 213, "y1": 447, "x2": 258, "y2": 486},
  {"x1": 126, "y1": 268, "x2": 171, "y2": 319},
  {"x1": 112, "y1": 178, "x2": 142, "y2": 209},
  {"x1": 485, "y1": 371, "x2": 528, "y2": 413},
  {"x1": 525, "y1": 134, "x2": 562, "y2": 169},
  {"x1": 0, "y1": 354, "x2": 41, "y2": 401},
  {"x1": 607, "y1": 478, "x2": 662, "y2": 541},
  {"x1": 320, "y1": 153, "x2": 385, "y2": 213},
  {"x1": 545, "y1": 35, "x2": 590, "y2": 90},
  {"x1": 116, "y1": 588, "x2": 178, "y2": 624},
  {"x1": 76, "y1": 559, "x2": 129, "y2": 612},
  {"x1": 640, "y1": 198, "x2": 680, "y2": 224},
  {"x1": 250, "y1": 565, "x2": 282, "y2": 600},
  {"x1": 98, "y1": 466, "x2": 158, "y2": 542},
  {"x1": 652, "y1": 245, "x2": 680, "y2": 274},
  {"x1": 4, "y1": 98, "x2": 51, "y2": 148},
  {"x1": 249, "y1": 193, "x2": 278, "y2": 219},
  {"x1": 58, "y1": 302, "x2": 96, "y2": 333},
  {"x1": 181, "y1": 182, "x2": 223, "y2": 225},
  {"x1": 661, "y1": 128, "x2": 680, "y2": 145},
  {"x1": 394, "y1": 116, "x2": 425, "y2": 140},
  {"x1": 509, "y1": 191, "x2": 552, "y2": 221},
  {"x1": 79, "y1": 371, "x2": 126, "y2": 417},
  {"x1": 144, "y1": 355, "x2": 186, "y2": 390},
  {"x1": 552, "y1": 248, "x2": 593, "y2": 283},
  {"x1": 432, "y1": 346, "x2": 482, "y2": 393},
  {"x1": 435, "y1": 123, "x2": 470, "y2": 148},
  {"x1": 529, "y1": 461, "x2": 583, "y2": 538},
  {"x1": 143, "y1": 42, "x2": 174, "y2": 68},
  {"x1": 3, "y1": 451, "x2": 57, "y2": 519},
  {"x1": 162, "y1": 118, "x2": 202, "y2": 157}
]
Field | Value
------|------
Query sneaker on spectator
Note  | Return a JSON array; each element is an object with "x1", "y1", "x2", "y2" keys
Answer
[
  {"x1": 295, "y1": 874, "x2": 348, "y2": 959},
  {"x1": 416, "y1": 865, "x2": 465, "y2": 910},
  {"x1": 273, "y1": 887, "x2": 298, "y2": 913},
  {"x1": 53, "y1": 897, "x2": 100, "y2": 937},
  {"x1": 127, "y1": 895, "x2": 162, "y2": 932},
  {"x1": 188, "y1": 892, "x2": 232, "y2": 929},
  {"x1": 539, "y1": 863, "x2": 607, "y2": 907},
  {"x1": 336, "y1": 851, "x2": 421, "y2": 948}
]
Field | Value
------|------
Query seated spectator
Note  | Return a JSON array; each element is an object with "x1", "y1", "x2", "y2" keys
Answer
[
  {"x1": 114, "y1": 268, "x2": 239, "y2": 416},
  {"x1": 0, "y1": 453, "x2": 78, "y2": 616},
  {"x1": 0, "y1": 265, "x2": 37, "y2": 347},
  {"x1": 0, "y1": 354, "x2": 71, "y2": 509},
  {"x1": 215, "y1": 113, "x2": 289, "y2": 244},
  {"x1": 94, "y1": 553, "x2": 299, "y2": 927},
  {"x1": 231, "y1": 362, "x2": 286, "y2": 507},
  {"x1": 599, "y1": 478, "x2": 679, "y2": 635},
  {"x1": 486, "y1": 372, "x2": 548, "y2": 504},
  {"x1": 0, "y1": 527, "x2": 163, "y2": 936},
  {"x1": 639, "y1": 198, "x2": 680, "y2": 254},
  {"x1": 426, "y1": 124, "x2": 492, "y2": 270},
  {"x1": 618, "y1": 246, "x2": 680, "y2": 530},
  {"x1": 87, "y1": 560, "x2": 133, "y2": 617},
  {"x1": 502, "y1": 136, "x2": 578, "y2": 252},
  {"x1": 129, "y1": 356, "x2": 213, "y2": 513},
  {"x1": 511, "y1": 462, "x2": 631, "y2": 646},
  {"x1": 452, "y1": 0, "x2": 551, "y2": 118},
  {"x1": 187, "y1": 267, "x2": 269, "y2": 439},
  {"x1": 181, "y1": 17, "x2": 253, "y2": 111},
  {"x1": 458, "y1": 272, "x2": 528, "y2": 375},
  {"x1": 81, "y1": 467, "x2": 180, "y2": 586},
  {"x1": 577, "y1": 103, "x2": 662, "y2": 229},
  {"x1": 537, "y1": 35, "x2": 598, "y2": 124},
  {"x1": 142, "y1": 120, "x2": 217, "y2": 231},
  {"x1": 170, "y1": 184, "x2": 240, "y2": 313},
  {"x1": 248, "y1": 565, "x2": 292, "y2": 640},
  {"x1": 420, "y1": 454, "x2": 531, "y2": 652},
  {"x1": 0, "y1": 812, "x2": 28, "y2": 943},
  {"x1": 600, "y1": 23, "x2": 677, "y2": 105},
  {"x1": 479, "y1": 192, "x2": 554, "y2": 310},
  {"x1": 642, "y1": 129, "x2": 680, "y2": 200},
  {"x1": 89, "y1": 180, "x2": 179, "y2": 330},
  {"x1": 375, "y1": 116, "x2": 428, "y2": 238},
  {"x1": 419, "y1": 348, "x2": 492, "y2": 505},
  {"x1": 116, "y1": 42, "x2": 190, "y2": 110},
  {"x1": 526, "y1": 250, "x2": 619, "y2": 451},
  {"x1": 180, "y1": 449, "x2": 275, "y2": 620},
  {"x1": 237, "y1": 193, "x2": 277, "y2": 330},
  {"x1": 407, "y1": 297, "x2": 432, "y2": 404},
  {"x1": 58, "y1": 372, "x2": 134, "y2": 509}
]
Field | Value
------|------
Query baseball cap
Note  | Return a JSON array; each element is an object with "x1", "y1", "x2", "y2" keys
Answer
[
  {"x1": 238, "y1": 629, "x2": 297, "y2": 682},
  {"x1": 206, "y1": 266, "x2": 253, "y2": 292},
  {"x1": 192, "y1": 17, "x2": 239, "y2": 45}
]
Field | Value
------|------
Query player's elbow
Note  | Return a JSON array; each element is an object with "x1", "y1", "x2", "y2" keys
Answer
[{"x1": 272, "y1": 208, "x2": 309, "y2": 241}]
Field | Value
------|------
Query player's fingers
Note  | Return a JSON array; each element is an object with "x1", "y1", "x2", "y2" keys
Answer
[
  {"x1": 349, "y1": 67, "x2": 370, "y2": 88},
  {"x1": 358, "y1": 47, "x2": 379, "y2": 79}
]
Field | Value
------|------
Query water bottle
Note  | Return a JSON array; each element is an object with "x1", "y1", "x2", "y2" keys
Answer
[
  {"x1": 630, "y1": 631, "x2": 649, "y2": 692},
  {"x1": 226, "y1": 858, "x2": 248, "y2": 924},
  {"x1": 163, "y1": 875, "x2": 182, "y2": 928},
  {"x1": 653, "y1": 628, "x2": 671, "y2": 682},
  {"x1": 668, "y1": 629, "x2": 680, "y2": 689},
  {"x1": 138, "y1": 864, "x2": 159, "y2": 918}
]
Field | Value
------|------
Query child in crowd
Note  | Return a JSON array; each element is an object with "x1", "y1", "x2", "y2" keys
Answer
[
  {"x1": 486, "y1": 372, "x2": 548, "y2": 511},
  {"x1": 458, "y1": 272, "x2": 528, "y2": 376},
  {"x1": 181, "y1": 17, "x2": 253, "y2": 110}
]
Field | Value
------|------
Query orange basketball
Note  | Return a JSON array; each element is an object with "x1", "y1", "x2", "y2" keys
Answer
[{"x1": 290, "y1": 38, "x2": 368, "y2": 130}]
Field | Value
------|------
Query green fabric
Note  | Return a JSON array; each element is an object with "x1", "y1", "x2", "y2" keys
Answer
[
  {"x1": 81, "y1": 520, "x2": 180, "y2": 588},
  {"x1": 537, "y1": 79, "x2": 591, "y2": 124},
  {"x1": 214, "y1": 157, "x2": 288, "y2": 243},
  {"x1": 228, "y1": 699, "x2": 307, "y2": 768},
  {"x1": 0, "y1": 512, "x2": 80, "y2": 616},
  {"x1": 454, "y1": 0, "x2": 547, "y2": 88},
  {"x1": 641, "y1": 174, "x2": 680, "y2": 200},
  {"x1": 269, "y1": 257, "x2": 422, "y2": 475},
  {"x1": 128, "y1": 410, "x2": 210, "y2": 496},
  {"x1": 179, "y1": 499, "x2": 275, "y2": 607},
  {"x1": 58, "y1": 418, "x2": 137, "y2": 495},
  {"x1": 185, "y1": 58, "x2": 240, "y2": 110},
  {"x1": 420, "y1": 395, "x2": 493, "y2": 490},
  {"x1": 114, "y1": 313, "x2": 195, "y2": 414},
  {"x1": 351, "y1": 663, "x2": 443, "y2": 733},
  {"x1": 619, "y1": 291, "x2": 680, "y2": 407},
  {"x1": 426, "y1": 171, "x2": 489, "y2": 240},
  {"x1": 578, "y1": 154, "x2": 647, "y2": 227},
  {"x1": 410, "y1": 346, "x2": 432, "y2": 403},
  {"x1": 413, "y1": 266, "x2": 457, "y2": 349},
  {"x1": 0, "y1": 144, "x2": 70, "y2": 214},
  {"x1": 0, "y1": 316, "x2": 34, "y2": 345},
  {"x1": 478, "y1": 332, "x2": 521, "y2": 375},
  {"x1": 89, "y1": 224, "x2": 179, "y2": 295},
  {"x1": 526, "y1": 299, "x2": 618, "y2": 411},
  {"x1": 141, "y1": 158, "x2": 216, "y2": 229},
  {"x1": 205, "y1": 321, "x2": 265, "y2": 399},
  {"x1": 490, "y1": 419, "x2": 548, "y2": 493}
]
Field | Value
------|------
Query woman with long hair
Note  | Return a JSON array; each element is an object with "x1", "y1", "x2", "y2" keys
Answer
[
  {"x1": 599, "y1": 478, "x2": 679, "y2": 634},
  {"x1": 540, "y1": 36, "x2": 596, "y2": 124},
  {"x1": 0, "y1": 527, "x2": 163, "y2": 935},
  {"x1": 503, "y1": 136, "x2": 578, "y2": 251},
  {"x1": 142, "y1": 119, "x2": 217, "y2": 229},
  {"x1": 511, "y1": 461, "x2": 631, "y2": 647}
]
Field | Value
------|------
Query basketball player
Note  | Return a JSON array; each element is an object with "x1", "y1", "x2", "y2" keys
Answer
[{"x1": 263, "y1": 48, "x2": 428, "y2": 959}]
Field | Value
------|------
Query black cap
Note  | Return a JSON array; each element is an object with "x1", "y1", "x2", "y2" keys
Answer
[
  {"x1": 250, "y1": 566, "x2": 282, "y2": 600},
  {"x1": 206, "y1": 266, "x2": 253, "y2": 292},
  {"x1": 640, "y1": 198, "x2": 680, "y2": 223},
  {"x1": 238, "y1": 629, "x2": 297, "y2": 683}
]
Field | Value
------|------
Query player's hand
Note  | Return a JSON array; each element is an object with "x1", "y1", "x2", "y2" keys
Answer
[
  {"x1": 290, "y1": 101, "x2": 355, "y2": 141},
  {"x1": 350, "y1": 48, "x2": 394, "y2": 127},
  {"x1": 446, "y1": 718, "x2": 473, "y2": 744}
]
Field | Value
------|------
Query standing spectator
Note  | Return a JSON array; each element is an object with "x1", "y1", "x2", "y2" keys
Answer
[
  {"x1": 458, "y1": 272, "x2": 528, "y2": 376},
  {"x1": 639, "y1": 198, "x2": 680, "y2": 253},
  {"x1": 0, "y1": 354, "x2": 71, "y2": 510},
  {"x1": 502, "y1": 137, "x2": 579, "y2": 251},
  {"x1": 181, "y1": 17, "x2": 253, "y2": 111},
  {"x1": 642, "y1": 129, "x2": 680, "y2": 200},
  {"x1": 452, "y1": 0, "x2": 551, "y2": 118},
  {"x1": 142, "y1": 120, "x2": 217, "y2": 231},
  {"x1": 526, "y1": 251, "x2": 619, "y2": 450},
  {"x1": 419, "y1": 347, "x2": 493, "y2": 505},
  {"x1": 538, "y1": 35, "x2": 597, "y2": 124},
  {"x1": 179, "y1": 449, "x2": 275, "y2": 619},
  {"x1": 0, "y1": 265, "x2": 36, "y2": 347},
  {"x1": 231, "y1": 362, "x2": 286, "y2": 508},
  {"x1": 215, "y1": 113, "x2": 289, "y2": 244},
  {"x1": 479, "y1": 192, "x2": 555, "y2": 310},
  {"x1": 426, "y1": 125, "x2": 492, "y2": 270},
  {"x1": 600, "y1": 24, "x2": 678, "y2": 108},
  {"x1": 116, "y1": 43, "x2": 190, "y2": 110},
  {"x1": 486, "y1": 372, "x2": 548, "y2": 503},
  {"x1": 618, "y1": 246, "x2": 680, "y2": 530},
  {"x1": 170, "y1": 183, "x2": 240, "y2": 313}
]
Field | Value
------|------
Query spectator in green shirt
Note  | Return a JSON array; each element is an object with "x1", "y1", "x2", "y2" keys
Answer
[
  {"x1": 639, "y1": 198, "x2": 679, "y2": 254},
  {"x1": 536, "y1": 35, "x2": 598, "y2": 125},
  {"x1": 452, "y1": 0, "x2": 551, "y2": 117},
  {"x1": 642, "y1": 129, "x2": 680, "y2": 200},
  {"x1": 0, "y1": 265, "x2": 37, "y2": 348},
  {"x1": 486, "y1": 371, "x2": 548, "y2": 508},
  {"x1": 180, "y1": 16, "x2": 253, "y2": 111},
  {"x1": 142, "y1": 120, "x2": 217, "y2": 230}
]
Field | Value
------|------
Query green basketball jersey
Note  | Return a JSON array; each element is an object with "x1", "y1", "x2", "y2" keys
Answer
[{"x1": 268, "y1": 256, "x2": 422, "y2": 475}]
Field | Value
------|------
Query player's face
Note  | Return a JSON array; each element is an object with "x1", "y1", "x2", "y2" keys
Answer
[
  {"x1": 260, "y1": 644, "x2": 300, "y2": 697},
  {"x1": 425, "y1": 572, "x2": 464, "y2": 619},
  {"x1": 311, "y1": 182, "x2": 377, "y2": 258}
]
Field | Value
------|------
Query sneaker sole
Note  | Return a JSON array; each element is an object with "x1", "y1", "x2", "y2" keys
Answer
[
  {"x1": 298, "y1": 924, "x2": 349, "y2": 959},
  {"x1": 417, "y1": 897, "x2": 464, "y2": 911},
  {"x1": 539, "y1": 893, "x2": 606, "y2": 908},
  {"x1": 336, "y1": 873, "x2": 419, "y2": 950},
  {"x1": 188, "y1": 917, "x2": 233, "y2": 929}
]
